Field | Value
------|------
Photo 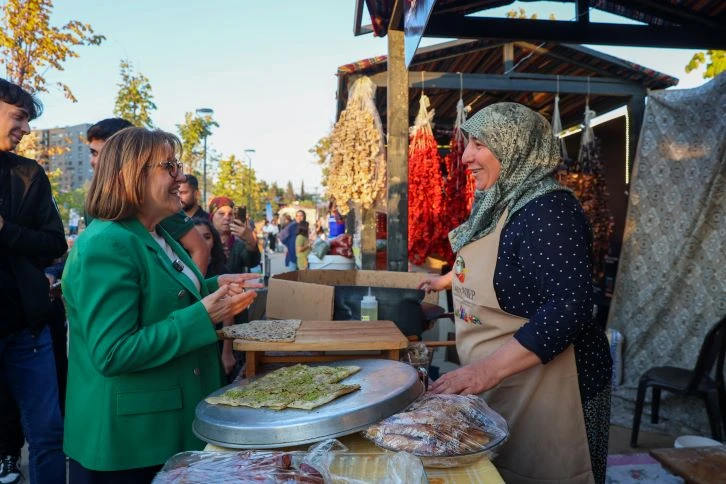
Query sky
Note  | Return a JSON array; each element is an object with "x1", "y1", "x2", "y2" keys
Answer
[{"x1": 24, "y1": 0, "x2": 711, "y2": 194}]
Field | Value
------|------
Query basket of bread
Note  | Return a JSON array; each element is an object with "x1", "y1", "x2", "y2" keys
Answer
[{"x1": 362, "y1": 393, "x2": 508, "y2": 468}]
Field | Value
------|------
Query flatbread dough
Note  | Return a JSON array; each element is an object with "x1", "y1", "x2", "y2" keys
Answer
[
  {"x1": 221, "y1": 320, "x2": 302, "y2": 342},
  {"x1": 206, "y1": 364, "x2": 361, "y2": 410}
]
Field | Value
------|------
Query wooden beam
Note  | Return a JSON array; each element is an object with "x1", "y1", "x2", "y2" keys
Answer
[
  {"x1": 424, "y1": 15, "x2": 726, "y2": 50},
  {"x1": 502, "y1": 43, "x2": 514, "y2": 74},
  {"x1": 368, "y1": 71, "x2": 647, "y2": 96},
  {"x1": 386, "y1": 28, "x2": 409, "y2": 272},
  {"x1": 576, "y1": 0, "x2": 589, "y2": 25},
  {"x1": 627, "y1": 94, "x2": 646, "y2": 183},
  {"x1": 619, "y1": 0, "x2": 726, "y2": 30}
]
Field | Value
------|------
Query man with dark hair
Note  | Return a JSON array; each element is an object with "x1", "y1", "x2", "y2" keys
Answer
[
  {"x1": 86, "y1": 117, "x2": 133, "y2": 172},
  {"x1": 0, "y1": 78, "x2": 66, "y2": 483},
  {"x1": 86, "y1": 118, "x2": 210, "y2": 274},
  {"x1": 178, "y1": 174, "x2": 208, "y2": 219}
]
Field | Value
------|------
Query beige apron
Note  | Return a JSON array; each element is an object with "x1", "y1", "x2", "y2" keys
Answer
[{"x1": 453, "y1": 211, "x2": 594, "y2": 483}]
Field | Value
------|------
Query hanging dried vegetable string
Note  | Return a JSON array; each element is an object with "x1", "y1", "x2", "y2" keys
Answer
[
  {"x1": 432, "y1": 97, "x2": 473, "y2": 265},
  {"x1": 408, "y1": 91, "x2": 443, "y2": 265},
  {"x1": 327, "y1": 76, "x2": 386, "y2": 215},
  {"x1": 555, "y1": 83, "x2": 614, "y2": 283}
]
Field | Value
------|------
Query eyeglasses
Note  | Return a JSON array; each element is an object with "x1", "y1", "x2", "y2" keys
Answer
[{"x1": 148, "y1": 159, "x2": 184, "y2": 178}]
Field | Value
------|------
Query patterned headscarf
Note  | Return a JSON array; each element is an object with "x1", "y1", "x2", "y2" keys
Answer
[
  {"x1": 449, "y1": 102, "x2": 566, "y2": 253},
  {"x1": 208, "y1": 196, "x2": 236, "y2": 253},
  {"x1": 208, "y1": 196, "x2": 234, "y2": 219}
]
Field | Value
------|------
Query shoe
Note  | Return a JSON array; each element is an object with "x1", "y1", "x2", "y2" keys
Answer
[{"x1": 0, "y1": 454, "x2": 23, "y2": 484}]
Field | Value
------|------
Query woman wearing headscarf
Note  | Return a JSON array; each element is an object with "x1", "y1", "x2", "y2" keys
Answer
[
  {"x1": 61, "y1": 128, "x2": 262, "y2": 482},
  {"x1": 208, "y1": 196, "x2": 261, "y2": 274},
  {"x1": 420, "y1": 103, "x2": 611, "y2": 483}
]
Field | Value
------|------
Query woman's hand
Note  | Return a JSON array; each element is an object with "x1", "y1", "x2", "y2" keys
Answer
[
  {"x1": 429, "y1": 359, "x2": 501, "y2": 395},
  {"x1": 201, "y1": 285, "x2": 257, "y2": 324},
  {"x1": 217, "y1": 273, "x2": 263, "y2": 290},
  {"x1": 430, "y1": 339, "x2": 543, "y2": 395},
  {"x1": 230, "y1": 220, "x2": 257, "y2": 249},
  {"x1": 418, "y1": 271, "x2": 453, "y2": 293}
]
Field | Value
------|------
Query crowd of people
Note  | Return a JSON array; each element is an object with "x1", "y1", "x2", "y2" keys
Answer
[{"x1": 1, "y1": 75, "x2": 611, "y2": 484}]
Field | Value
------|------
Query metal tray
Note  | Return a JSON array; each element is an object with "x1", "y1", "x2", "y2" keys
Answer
[{"x1": 193, "y1": 359, "x2": 424, "y2": 448}]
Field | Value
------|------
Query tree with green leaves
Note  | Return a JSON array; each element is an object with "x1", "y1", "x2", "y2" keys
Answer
[
  {"x1": 283, "y1": 181, "x2": 296, "y2": 204},
  {"x1": 176, "y1": 111, "x2": 218, "y2": 176},
  {"x1": 0, "y1": 0, "x2": 104, "y2": 101},
  {"x1": 686, "y1": 50, "x2": 726, "y2": 79},
  {"x1": 215, "y1": 154, "x2": 264, "y2": 219},
  {"x1": 114, "y1": 59, "x2": 157, "y2": 128},
  {"x1": 299, "y1": 180, "x2": 306, "y2": 200}
]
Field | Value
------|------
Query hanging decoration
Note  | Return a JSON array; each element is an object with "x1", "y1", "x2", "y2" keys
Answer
[
  {"x1": 408, "y1": 90, "x2": 444, "y2": 265},
  {"x1": 327, "y1": 76, "x2": 386, "y2": 215},
  {"x1": 556, "y1": 87, "x2": 615, "y2": 283},
  {"x1": 432, "y1": 95, "x2": 474, "y2": 266},
  {"x1": 551, "y1": 76, "x2": 570, "y2": 163}
]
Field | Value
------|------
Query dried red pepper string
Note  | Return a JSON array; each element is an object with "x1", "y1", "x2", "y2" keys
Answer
[{"x1": 408, "y1": 115, "x2": 443, "y2": 266}]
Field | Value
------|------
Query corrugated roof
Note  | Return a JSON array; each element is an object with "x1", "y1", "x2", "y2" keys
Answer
[{"x1": 336, "y1": 39, "x2": 678, "y2": 135}]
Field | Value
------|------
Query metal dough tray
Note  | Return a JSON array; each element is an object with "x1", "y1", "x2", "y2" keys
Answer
[{"x1": 193, "y1": 358, "x2": 424, "y2": 449}]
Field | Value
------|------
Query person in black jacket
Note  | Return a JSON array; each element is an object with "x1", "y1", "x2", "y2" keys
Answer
[{"x1": 0, "y1": 78, "x2": 67, "y2": 484}]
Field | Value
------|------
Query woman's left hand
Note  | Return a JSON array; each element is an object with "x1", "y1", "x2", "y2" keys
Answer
[
  {"x1": 428, "y1": 360, "x2": 501, "y2": 395},
  {"x1": 218, "y1": 273, "x2": 264, "y2": 291}
]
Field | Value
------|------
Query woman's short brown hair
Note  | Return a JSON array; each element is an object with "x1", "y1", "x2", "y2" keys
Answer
[{"x1": 86, "y1": 127, "x2": 183, "y2": 220}]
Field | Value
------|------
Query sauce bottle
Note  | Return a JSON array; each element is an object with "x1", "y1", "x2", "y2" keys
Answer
[{"x1": 360, "y1": 287, "x2": 378, "y2": 321}]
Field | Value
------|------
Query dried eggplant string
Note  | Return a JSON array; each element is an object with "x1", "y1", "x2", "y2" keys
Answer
[{"x1": 327, "y1": 76, "x2": 386, "y2": 215}]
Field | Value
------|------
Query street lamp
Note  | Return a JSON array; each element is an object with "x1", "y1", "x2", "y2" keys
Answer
[
  {"x1": 195, "y1": 107, "x2": 214, "y2": 206},
  {"x1": 243, "y1": 148, "x2": 256, "y2": 215}
]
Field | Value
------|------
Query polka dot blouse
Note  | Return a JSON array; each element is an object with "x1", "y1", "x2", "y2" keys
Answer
[{"x1": 495, "y1": 190, "x2": 612, "y2": 401}]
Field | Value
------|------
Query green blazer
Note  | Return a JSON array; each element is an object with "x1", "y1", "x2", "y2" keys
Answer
[{"x1": 62, "y1": 217, "x2": 224, "y2": 471}]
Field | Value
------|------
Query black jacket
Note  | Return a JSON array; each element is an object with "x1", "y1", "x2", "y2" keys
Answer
[{"x1": 0, "y1": 151, "x2": 67, "y2": 336}]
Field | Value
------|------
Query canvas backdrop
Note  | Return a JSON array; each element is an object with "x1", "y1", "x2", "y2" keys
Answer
[{"x1": 607, "y1": 73, "x2": 726, "y2": 436}]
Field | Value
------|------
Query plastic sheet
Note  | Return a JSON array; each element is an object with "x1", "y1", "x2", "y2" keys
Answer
[
  {"x1": 362, "y1": 393, "x2": 509, "y2": 468},
  {"x1": 153, "y1": 439, "x2": 427, "y2": 483}
]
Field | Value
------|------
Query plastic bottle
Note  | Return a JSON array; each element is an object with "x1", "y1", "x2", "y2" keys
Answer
[{"x1": 360, "y1": 287, "x2": 378, "y2": 321}]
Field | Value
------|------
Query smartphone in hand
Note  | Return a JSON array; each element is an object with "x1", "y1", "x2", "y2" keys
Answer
[{"x1": 234, "y1": 206, "x2": 247, "y2": 224}]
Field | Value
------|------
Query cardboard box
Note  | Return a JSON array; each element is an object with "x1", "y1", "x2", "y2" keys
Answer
[{"x1": 266, "y1": 270, "x2": 438, "y2": 321}]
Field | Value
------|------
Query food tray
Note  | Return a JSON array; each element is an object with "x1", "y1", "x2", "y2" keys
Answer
[
  {"x1": 153, "y1": 450, "x2": 428, "y2": 484},
  {"x1": 193, "y1": 359, "x2": 424, "y2": 448}
]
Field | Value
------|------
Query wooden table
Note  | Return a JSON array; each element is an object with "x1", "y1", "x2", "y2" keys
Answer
[
  {"x1": 650, "y1": 445, "x2": 726, "y2": 484},
  {"x1": 232, "y1": 320, "x2": 409, "y2": 377}
]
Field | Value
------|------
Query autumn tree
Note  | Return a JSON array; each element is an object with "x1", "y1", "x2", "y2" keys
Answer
[
  {"x1": 309, "y1": 133, "x2": 332, "y2": 188},
  {"x1": 0, "y1": 0, "x2": 104, "y2": 101},
  {"x1": 114, "y1": 59, "x2": 156, "y2": 128},
  {"x1": 686, "y1": 50, "x2": 726, "y2": 79},
  {"x1": 176, "y1": 111, "x2": 218, "y2": 176}
]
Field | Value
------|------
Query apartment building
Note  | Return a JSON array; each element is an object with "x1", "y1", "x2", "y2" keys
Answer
[{"x1": 34, "y1": 123, "x2": 92, "y2": 192}]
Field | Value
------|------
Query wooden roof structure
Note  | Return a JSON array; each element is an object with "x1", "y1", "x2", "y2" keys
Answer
[
  {"x1": 356, "y1": 0, "x2": 726, "y2": 49},
  {"x1": 336, "y1": 38, "x2": 678, "y2": 135},
  {"x1": 348, "y1": 0, "x2": 723, "y2": 270}
]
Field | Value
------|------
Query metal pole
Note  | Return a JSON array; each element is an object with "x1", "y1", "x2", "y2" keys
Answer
[
  {"x1": 202, "y1": 135, "x2": 207, "y2": 205},
  {"x1": 247, "y1": 156, "x2": 252, "y2": 212}
]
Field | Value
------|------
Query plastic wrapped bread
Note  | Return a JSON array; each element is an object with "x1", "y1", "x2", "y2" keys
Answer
[{"x1": 362, "y1": 393, "x2": 508, "y2": 466}]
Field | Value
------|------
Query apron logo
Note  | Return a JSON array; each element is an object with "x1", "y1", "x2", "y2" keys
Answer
[
  {"x1": 454, "y1": 254, "x2": 467, "y2": 283},
  {"x1": 456, "y1": 305, "x2": 482, "y2": 325}
]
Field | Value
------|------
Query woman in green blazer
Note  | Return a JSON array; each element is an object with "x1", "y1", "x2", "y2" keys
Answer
[{"x1": 62, "y1": 128, "x2": 260, "y2": 483}]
